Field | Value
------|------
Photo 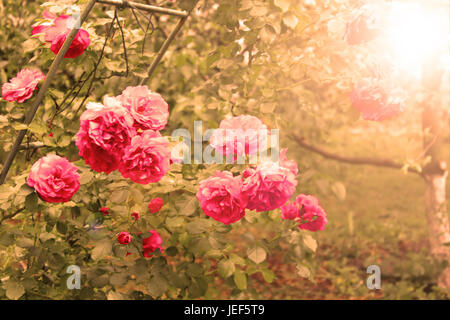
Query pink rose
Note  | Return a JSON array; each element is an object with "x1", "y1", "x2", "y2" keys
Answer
[
  {"x1": 131, "y1": 212, "x2": 140, "y2": 220},
  {"x1": 117, "y1": 231, "x2": 132, "y2": 245},
  {"x1": 32, "y1": 14, "x2": 90, "y2": 58},
  {"x1": 100, "y1": 207, "x2": 109, "y2": 216},
  {"x1": 298, "y1": 203, "x2": 328, "y2": 232},
  {"x1": 142, "y1": 230, "x2": 163, "y2": 258},
  {"x1": 283, "y1": 194, "x2": 328, "y2": 231},
  {"x1": 241, "y1": 162, "x2": 297, "y2": 212},
  {"x1": 148, "y1": 198, "x2": 164, "y2": 214},
  {"x1": 296, "y1": 194, "x2": 320, "y2": 208},
  {"x1": 344, "y1": 6, "x2": 381, "y2": 45},
  {"x1": 75, "y1": 97, "x2": 135, "y2": 174},
  {"x1": 118, "y1": 86, "x2": 169, "y2": 131},
  {"x1": 279, "y1": 148, "x2": 298, "y2": 177},
  {"x1": 350, "y1": 78, "x2": 406, "y2": 121},
  {"x1": 209, "y1": 115, "x2": 268, "y2": 156},
  {"x1": 50, "y1": 28, "x2": 90, "y2": 59},
  {"x1": 27, "y1": 154, "x2": 80, "y2": 203},
  {"x1": 119, "y1": 130, "x2": 171, "y2": 184},
  {"x1": 280, "y1": 202, "x2": 299, "y2": 220},
  {"x1": 196, "y1": 171, "x2": 248, "y2": 225},
  {"x1": 2, "y1": 69, "x2": 45, "y2": 103}
]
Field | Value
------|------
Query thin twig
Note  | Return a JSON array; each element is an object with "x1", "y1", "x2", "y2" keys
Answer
[
  {"x1": 115, "y1": 8, "x2": 130, "y2": 77},
  {"x1": 73, "y1": 14, "x2": 117, "y2": 119},
  {"x1": 0, "y1": 207, "x2": 25, "y2": 224},
  {"x1": 290, "y1": 133, "x2": 423, "y2": 176}
]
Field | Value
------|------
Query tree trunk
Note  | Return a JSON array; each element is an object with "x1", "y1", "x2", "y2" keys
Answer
[
  {"x1": 421, "y1": 49, "x2": 450, "y2": 289},
  {"x1": 424, "y1": 172, "x2": 450, "y2": 288}
]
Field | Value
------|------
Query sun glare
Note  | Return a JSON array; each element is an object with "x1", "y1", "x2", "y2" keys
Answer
[{"x1": 385, "y1": 1, "x2": 449, "y2": 75}]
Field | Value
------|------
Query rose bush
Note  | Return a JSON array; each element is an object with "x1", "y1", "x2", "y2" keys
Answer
[{"x1": 0, "y1": 0, "x2": 381, "y2": 301}]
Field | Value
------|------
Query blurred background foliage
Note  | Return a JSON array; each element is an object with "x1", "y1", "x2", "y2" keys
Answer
[{"x1": 0, "y1": 0, "x2": 449, "y2": 299}]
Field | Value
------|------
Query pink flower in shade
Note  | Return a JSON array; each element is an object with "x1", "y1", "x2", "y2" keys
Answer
[
  {"x1": 119, "y1": 130, "x2": 171, "y2": 184},
  {"x1": 350, "y1": 78, "x2": 406, "y2": 121},
  {"x1": 117, "y1": 231, "x2": 132, "y2": 245},
  {"x1": 148, "y1": 198, "x2": 164, "y2": 214},
  {"x1": 27, "y1": 154, "x2": 80, "y2": 203},
  {"x1": 209, "y1": 115, "x2": 268, "y2": 157},
  {"x1": 296, "y1": 194, "x2": 320, "y2": 208},
  {"x1": 131, "y1": 212, "x2": 140, "y2": 220},
  {"x1": 100, "y1": 207, "x2": 109, "y2": 216},
  {"x1": 344, "y1": 5, "x2": 382, "y2": 45},
  {"x1": 118, "y1": 86, "x2": 169, "y2": 131},
  {"x1": 280, "y1": 202, "x2": 299, "y2": 220},
  {"x1": 281, "y1": 194, "x2": 328, "y2": 231},
  {"x1": 142, "y1": 230, "x2": 163, "y2": 258},
  {"x1": 75, "y1": 97, "x2": 136, "y2": 174},
  {"x1": 298, "y1": 203, "x2": 328, "y2": 232},
  {"x1": 196, "y1": 171, "x2": 248, "y2": 225},
  {"x1": 50, "y1": 28, "x2": 90, "y2": 59},
  {"x1": 31, "y1": 10, "x2": 59, "y2": 39},
  {"x1": 2, "y1": 69, "x2": 45, "y2": 103},
  {"x1": 241, "y1": 162, "x2": 297, "y2": 212},
  {"x1": 32, "y1": 14, "x2": 90, "y2": 58},
  {"x1": 279, "y1": 148, "x2": 298, "y2": 177}
]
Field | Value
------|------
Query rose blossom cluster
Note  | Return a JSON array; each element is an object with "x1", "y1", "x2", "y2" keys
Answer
[
  {"x1": 196, "y1": 115, "x2": 321, "y2": 227},
  {"x1": 1, "y1": 69, "x2": 45, "y2": 103},
  {"x1": 116, "y1": 199, "x2": 165, "y2": 258},
  {"x1": 75, "y1": 86, "x2": 171, "y2": 184},
  {"x1": 32, "y1": 9, "x2": 90, "y2": 58},
  {"x1": 116, "y1": 230, "x2": 163, "y2": 258},
  {"x1": 1, "y1": 8, "x2": 93, "y2": 103},
  {"x1": 280, "y1": 194, "x2": 328, "y2": 232},
  {"x1": 27, "y1": 154, "x2": 81, "y2": 203}
]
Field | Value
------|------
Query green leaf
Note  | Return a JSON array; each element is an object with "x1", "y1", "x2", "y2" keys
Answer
[
  {"x1": 25, "y1": 192, "x2": 38, "y2": 211},
  {"x1": 22, "y1": 38, "x2": 38, "y2": 53},
  {"x1": 56, "y1": 221, "x2": 67, "y2": 234},
  {"x1": 28, "y1": 122, "x2": 47, "y2": 136},
  {"x1": 283, "y1": 12, "x2": 299, "y2": 29},
  {"x1": 57, "y1": 135, "x2": 72, "y2": 147},
  {"x1": 148, "y1": 275, "x2": 168, "y2": 297},
  {"x1": 186, "y1": 219, "x2": 212, "y2": 234},
  {"x1": 274, "y1": 0, "x2": 290, "y2": 12},
  {"x1": 296, "y1": 264, "x2": 311, "y2": 279},
  {"x1": 79, "y1": 171, "x2": 94, "y2": 185},
  {"x1": 91, "y1": 239, "x2": 112, "y2": 260},
  {"x1": 4, "y1": 280, "x2": 25, "y2": 300},
  {"x1": 260, "y1": 102, "x2": 276, "y2": 113},
  {"x1": 250, "y1": 5, "x2": 268, "y2": 16},
  {"x1": 109, "y1": 273, "x2": 128, "y2": 286},
  {"x1": 261, "y1": 269, "x2": 275, "y2": 283},
  {"x1": 12, "y1": 122, "x2": 28, "y2": 131},
  {"x1": 233, "y1": 269, "x2": 247, "y2": 290},
  {"x1": 303, "y1": 234, "x2": 317, "y2": 253},
  {"x1": 166, "y1": 216, "x2": 184, "y2": 229},
  {"x1": 218, "y1": 260, "x2": 235, "y2": 278},
  {"x1": 331, "y1": 181, "x2": 346, "y2": 201},
  {"x1": 247, "y1": 246, "x2": 267, "y2": 264},
  {"x1": 186, "y1": 263, "x2": 203, "y2": 277}
]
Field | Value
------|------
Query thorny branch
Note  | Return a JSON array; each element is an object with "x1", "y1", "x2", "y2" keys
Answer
[{"x1": 290, "y1": 133, "x2": 423, "y2": 176}]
